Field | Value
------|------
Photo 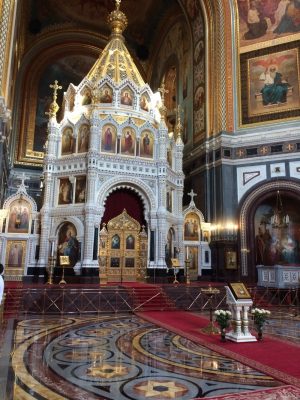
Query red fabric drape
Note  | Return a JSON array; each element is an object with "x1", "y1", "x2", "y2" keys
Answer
[{"x1": 101, "y1": 189, "x2": 146, "y2": 227}]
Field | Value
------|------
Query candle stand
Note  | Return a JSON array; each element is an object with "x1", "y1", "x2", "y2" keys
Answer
[
  {"x1": 46, "y1": 256, "x2": 55, "y2": 285},
  {"x1": 201, "y1": 285, "x2": 220, "y2": 334},
  {"x1": 185, "y1": 258, "x2": 191, "y2": 284}
]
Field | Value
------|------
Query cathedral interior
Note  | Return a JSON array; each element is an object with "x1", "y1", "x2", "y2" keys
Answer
[{"x1": 0, "y1": 0, "x2": 300, "y2": 399}]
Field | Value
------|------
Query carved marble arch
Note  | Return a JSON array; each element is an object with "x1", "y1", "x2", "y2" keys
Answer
[
  {"x1": 97, "y1": 177, "x2": 156, "y2": 220},
  {"x1": 239, "y1": 180, "x2": 300, "y2": 279}
]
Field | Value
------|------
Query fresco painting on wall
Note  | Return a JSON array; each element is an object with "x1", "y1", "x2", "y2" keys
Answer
[
  {"x1": 238, "y1": 0, "x2": 300, "y2": 51},
  {"x1": 77, "y1": 125, "x2": 89, "y2": 153},
  {"x1": 254, "y1": 200, "x2": 300, "y2": 266},
  {"x1": 57, "y1": 223, "x2": 79, "y2": 267},
  {"x1": 33, "y1": 55, "x2": 96, "y2": 153},
  {"x1": 184, "y1": 212, "x2": 200, "y2": 241},
  {"x1": 121, "y1": 128, "x2": 135, "y2": 156},
  {"x1": 247, "y1": 48, "x2": 300, "y2": 117},
  {"x1": 75, "y1": 176, "x2": 86, "y2": 203},
  {"x1": 101, "y1": 124, "x2": 117, "y2": 153},
  {"x1": 61, "y1": 127, "x2": 75, "y2": 155},
  {"x1": 120, "y1": 89, "x2": 133, "y2": 106},
  {"x1": 140, "y1": 131, "x2": 153, "y2": 158},
  {"x1": 6, "y1": 240, "x2": 26, "y2": 268},
  {"x1": 189, "y1": 246, "x2": 198, "y2": 271},
  {"x1": 58, "y1": 179, "x2": 73, "y2": 205},
  {"x1": 8, "y1": 199, "x2": 30, "y2": 233},
  {"x1": 99, "y1": 85, "x2": 113, "y2": 103}
]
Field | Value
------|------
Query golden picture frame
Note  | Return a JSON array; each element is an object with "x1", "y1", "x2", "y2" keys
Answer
[
  {"x1": 225, "y1": 250, "x2": 237, "y2": 270},
  {"x1": 170, "y1": 258, "x2": 180, "y2": 267},
  {"x1": 6, "y1": 240, "x2": 26, "y2": 269},
  {"x1": 229, "y1": 282, "x2": 251, "y2": 300},
  {"x1": 60, "y1": 256, "x2": 70, "y2": 266},
  {"x1": 240, "y1": 43, "x2": 300, "y2": 126}
]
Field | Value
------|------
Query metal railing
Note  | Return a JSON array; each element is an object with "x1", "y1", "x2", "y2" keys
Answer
[{"x1": 3, "y1": 285, "x2": 299, "y2": 316}]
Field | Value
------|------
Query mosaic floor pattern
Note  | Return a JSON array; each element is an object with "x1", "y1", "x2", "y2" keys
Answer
[{"x1": 8, "y1": 315, "x2": 283, "y2": 399}]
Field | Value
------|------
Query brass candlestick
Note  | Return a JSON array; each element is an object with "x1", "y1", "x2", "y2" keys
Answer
[
  {"x1": 185, "y1": 258, "x2": 191, "y2": 285},
  {"x1": 201, "y1": 285, "x2": 220, "y2": 335},
  {"x1": 46, "y1": 256, "x2": 55, "y2": 285}
]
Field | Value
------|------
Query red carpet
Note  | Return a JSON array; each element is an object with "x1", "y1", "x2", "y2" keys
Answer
[
  {"x1": 196, "y1": 385, "x2": 300, "y2": 400},
  {"x1": 137, "y1": 310, "x2": 300, "y2": 388}
]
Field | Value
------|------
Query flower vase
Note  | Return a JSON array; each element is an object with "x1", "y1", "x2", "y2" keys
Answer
[
  {"x1": 257, "y1": 326, "x2": 263, "y2": 341},
  {"x1": 220, "y1": 328, "x2": 226, "y2": 342}
]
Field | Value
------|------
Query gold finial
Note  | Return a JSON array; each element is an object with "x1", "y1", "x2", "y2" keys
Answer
[
  {"x1": 45, "y1": 80, "x2": 62, "y2": 120},
  {"x1": 107, "y1": 0, "x2": 128, "y2": 36},
  {"x1": 175, "y1": 104, "x2": 183, "y2": 142},
  {"x1": 158, "y1": 83, "x2": 169, "y2": 121}
]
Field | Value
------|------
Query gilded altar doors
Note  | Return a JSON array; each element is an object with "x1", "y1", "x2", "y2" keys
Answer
[{"x1": 98, "y1": 209, "x2": 148, "y2": 283}]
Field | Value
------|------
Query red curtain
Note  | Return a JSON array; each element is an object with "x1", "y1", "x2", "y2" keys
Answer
[{"x1": 101, "y1": 189, "x2": 146, "y2": 227}]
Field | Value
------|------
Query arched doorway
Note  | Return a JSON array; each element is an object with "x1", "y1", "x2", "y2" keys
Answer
[
  {"x1": 240, "y1": 180, "x2": 300, "y2": 283},
  {"x1": 99, "y1": 188, "x2": 148, "y2": 283}
]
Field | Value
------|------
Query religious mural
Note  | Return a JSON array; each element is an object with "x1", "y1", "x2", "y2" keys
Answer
[
  {"x1": 121, "y1": 128, "x2": 135, "y2": 156},
  {"x1": 126, "y1": 235, "x2": 135, "y2": 249},
  {"x1": 140, "y1": 94, "x2": 150, "y2": 111},
  {"x1": 77, "y1": 125, "x2": 89, "y2": 153},
  {"x1": 7, "y1": 199, "x2": 30, "y2": 234},
  {"x1": 6, "y1": 240, "x2": 26, "y2": 268},
  {"x1": 61, "y1": 127, "x2": 75, "y2": 155},
  {"x1": 32, "y1": 55, "x2": 96, "y2": 154},
  {"x1": 80, "y1": 88, "x2": 92, "y2": 105},
  {"x1": 188, "y1": 246, "x2": 198, "y2": 271},
  {"x1": 57, "y1": 223, "x2": 79, "y2": 267},
  {"x1": 75, "y1": 176, "x2": 86, "y2": 203},
  {"x1": 58, "y1": 178, "x2": 73, "y2": 205},
  {"x1": 254, "y1": 200, "x2": 300, "y2": 265},
  {"x1": 184, "y1": 212, "x2": 200, "y2": 241},
  {"x1": 248, "y1": 48, "x2": 300, "y2": 117},
  {"x1": 111, "y1": 235, "x2": 120, "y2": 249},
  {"x1": 238, "y1": 0, "x2": 300, "y2": 52},
  {"x1": 99, "y1": 85, "x2": 113, "y2": 103},
  {"x1": 140, "y1": 131, "x2": 153, "y2": 158},
  {"x1": 120, "y1": 89, "x2": 133, "y2": 106},
  {"x1": 101, "y1": 124, "x2": 117, "y2": 153}
]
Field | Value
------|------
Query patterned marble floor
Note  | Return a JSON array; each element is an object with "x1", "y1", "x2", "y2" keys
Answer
[{"x1": 1, "y1": 314, "x2": 285, "y2": 400}]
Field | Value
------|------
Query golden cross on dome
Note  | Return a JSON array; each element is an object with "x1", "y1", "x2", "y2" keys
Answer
[
  {"x1": 158, "y1": 83, "x2": 169, "y2": 105},
  {"x1": 49, "y1": 80, "x2": 62, "y2": 102},
  {"x1": 116, "y1": 0, "x2": 121, "y2": 10}
]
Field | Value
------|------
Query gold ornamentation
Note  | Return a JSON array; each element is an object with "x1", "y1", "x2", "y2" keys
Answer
[
  {"x1": 158, "y1": 83, "x2": 169, "y2": 120},
  {"x1": 134, "y1": 380, "x2": 188, "y2": 398},
  {"x1": 45, "y1": 80, "x2": 62, "y2": 120},
  {"x1": 87, "y1": 363, "x2": 128, "y2": 378},
  {"x1": 175, "y1": 104, "x2": 183, "y2": 142},
  {"x1": 107, "y1": 0, "x2": 128, "y2": 36}
]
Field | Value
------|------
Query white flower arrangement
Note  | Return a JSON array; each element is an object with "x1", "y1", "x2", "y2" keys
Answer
[
  {"x1": 214, "y1": 309, "x2": 232, "y2": 329},
  {"x1": 251, "y1": 308, "x2": 271, "y2": 330}
]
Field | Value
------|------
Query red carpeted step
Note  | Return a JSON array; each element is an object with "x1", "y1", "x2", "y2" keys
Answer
[
  {"x1": 121, "y1": 285, "x2": 177, "y2": 311},
  {"x1": 137, "y1": 310, "x2": 300, "y2": 386}
]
